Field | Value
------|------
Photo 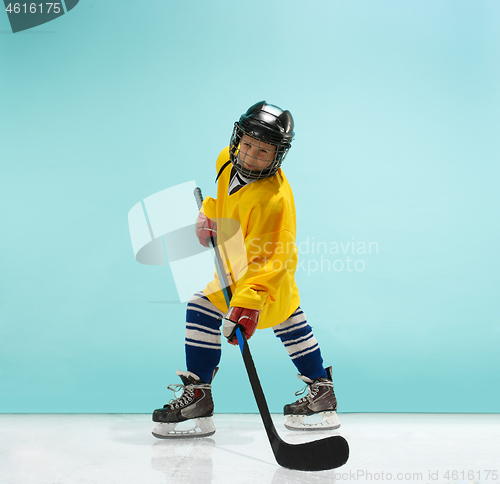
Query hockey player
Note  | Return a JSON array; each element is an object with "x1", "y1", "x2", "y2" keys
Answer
[{"x1": 152, "y1": 101, "x2": 340, "y2": 438}]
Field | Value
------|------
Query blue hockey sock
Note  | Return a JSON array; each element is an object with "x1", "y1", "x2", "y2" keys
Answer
[
  {"x1": 273, "y1": 307, "x2": 328, "y2": 380},
  {"x1": 184, "y1": 292, "x2": 225, "y2": 383}
]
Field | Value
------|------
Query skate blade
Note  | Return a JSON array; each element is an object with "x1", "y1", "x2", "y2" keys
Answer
[
  {"x1": 284, "y1": 411, "x2": 341, "y2": 431},
  {"x1": 152, "y1": 417, "x2": 216, "y2": 439}
]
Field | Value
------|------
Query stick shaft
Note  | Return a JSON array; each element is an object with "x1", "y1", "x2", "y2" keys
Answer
[
  {"x1": 194, "y1": 187, "x2": 232, "y2": 306},
  {"x1": 194, "y1": 186, "x2": 277, "y2": 440},
  {"x1": 192, "y1": 186, "x2": 349, "y2": 470}
]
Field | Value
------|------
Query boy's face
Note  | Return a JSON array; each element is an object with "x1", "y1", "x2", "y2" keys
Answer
[{"x1": 238, "y1": 134, "x2": 277, "y2": 172}]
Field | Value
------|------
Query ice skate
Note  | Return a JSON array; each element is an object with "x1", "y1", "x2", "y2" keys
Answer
[
  {"x1": 152, "y1": 368, "x2": 218, "y2": 439},
  {"x1": 283, "y1": 366, "x2": 341, "y2": 431}
]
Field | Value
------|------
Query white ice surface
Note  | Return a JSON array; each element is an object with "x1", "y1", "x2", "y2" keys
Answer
[{"x1": 1, "y1": 413, "x2": 499, "y2": 484}]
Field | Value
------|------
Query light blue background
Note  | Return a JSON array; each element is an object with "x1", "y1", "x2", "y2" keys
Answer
[{"x1": 1, "y1": 0, "x2": 499, "y2": 413}]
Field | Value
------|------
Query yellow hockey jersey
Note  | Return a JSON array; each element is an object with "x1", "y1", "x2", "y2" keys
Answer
[{"x1": 201, "y1": 147, "x2": 300, "y2": 329}]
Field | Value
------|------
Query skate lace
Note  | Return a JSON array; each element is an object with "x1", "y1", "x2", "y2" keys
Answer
[
  {"x1": 294, "y1": 380, "x2": 332, "y2": 404},
  {"x1": 165, "y1": 383, "x2": 195, "y2": 410}
]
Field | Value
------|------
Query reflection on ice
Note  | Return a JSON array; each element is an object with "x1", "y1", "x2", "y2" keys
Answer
[
  {"x1": 272, "y1": 466, "x2": 338, "y2": 484},
  {"x1": 1, "y1": 414, "x2": 498, "y2": 484},
  {"x1": 151, "y1": 438, "x2": 215, "y2": 484}
]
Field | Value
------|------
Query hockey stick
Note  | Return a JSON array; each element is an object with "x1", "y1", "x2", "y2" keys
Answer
[{"x1": 194, "y1": 187, "x2": 349, "y2": 471}]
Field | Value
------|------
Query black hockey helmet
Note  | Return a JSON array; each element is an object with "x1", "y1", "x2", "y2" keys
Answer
[{"x1": 229, "y1": 101, "x2": 295, "y2": 180}]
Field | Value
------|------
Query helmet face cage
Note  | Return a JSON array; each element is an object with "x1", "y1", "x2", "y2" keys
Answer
[{"x1": 229, "y1": 123, "x2": 292, "y2": 180}]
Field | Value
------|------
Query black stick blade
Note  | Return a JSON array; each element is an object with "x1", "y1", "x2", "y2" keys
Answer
[
  {"x1": 237, "y1": 328, "x2": 350, "y2": 471},
  {"x1": 272, "y1": 433, "x2": 349, "y2": 471}
]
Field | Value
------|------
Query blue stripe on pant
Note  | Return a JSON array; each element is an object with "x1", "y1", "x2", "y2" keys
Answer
[{"x1": 185, "y1": 293, "x2": 327, "y2": 382}]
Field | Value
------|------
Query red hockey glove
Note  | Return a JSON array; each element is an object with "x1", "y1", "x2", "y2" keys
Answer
[
  {"x1": 222, "y1": 306, "x2": 260, "y2": 345},
  {"x1": 195, "y1": 212, "x2": 217, "y2": 248}
]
